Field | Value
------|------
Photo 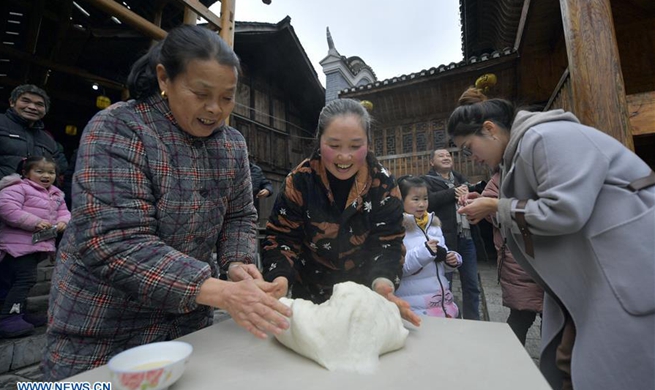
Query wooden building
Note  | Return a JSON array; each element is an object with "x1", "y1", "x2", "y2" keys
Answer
[
  {"x1": 340, "y1": 0, "x2": 654, "y2": 180},
  {"x1": 0, "y1": 1, "x2": 324, "y2": 225}
]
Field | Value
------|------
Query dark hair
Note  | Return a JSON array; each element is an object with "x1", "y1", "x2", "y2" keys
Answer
[
  {"x1": 397, "y1": 175, "x2": 428, "y2": 200},
  {"x1": 10, "y1": 84, "x2": 50, "y2": 113},
  {"x1": 17, "y1": 156, "x2": 58, "y2": 177},
  {"x1": 446, "y1": 87, "x2": 516, "y2": 138},
  {"x1": 127, "y1": 25, "x2": 241, "y2": 99},
  {"x1": 315, "y1": 98, "x2": 372, "y2": 149}
]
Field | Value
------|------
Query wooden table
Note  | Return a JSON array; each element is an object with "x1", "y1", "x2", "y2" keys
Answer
[{"x1": 67, "y1": 317, "x2": 551, "y2": 389}]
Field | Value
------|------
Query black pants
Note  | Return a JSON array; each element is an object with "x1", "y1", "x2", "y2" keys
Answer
[
  {"x1": 0, "y1": 252, "x2": 41, "y2": 317},
  {"x1": 507, "y1": 309, "x2": 539, "y2": 345}
]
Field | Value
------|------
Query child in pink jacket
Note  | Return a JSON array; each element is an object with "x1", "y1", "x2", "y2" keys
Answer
[{"x1": 0, "y1": 156, "x2": 70, "y2": 338}]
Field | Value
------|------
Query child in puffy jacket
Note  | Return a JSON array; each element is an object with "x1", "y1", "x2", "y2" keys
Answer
[
  {"x1": 0, "y1": 156, "x2": 70, "y2": 338},
  {"x1": 395, "y1": 176, "x2": 462, "y2": 318}
]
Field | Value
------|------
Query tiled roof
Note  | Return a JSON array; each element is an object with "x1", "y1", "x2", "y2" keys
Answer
[{"x1": 340, "y1": 47, "x2": 515, "y2": 94}]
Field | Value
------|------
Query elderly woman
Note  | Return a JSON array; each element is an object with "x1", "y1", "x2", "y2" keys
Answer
[
  {"x1": 42, "y1": 25, "x2": 290, "y2": 379},
  {"x1": 451, "y1": 87, "x2": 654, "y2": 390},
  {"x1": 262, "y1": 98, "x2": 421, "y2": 327}
]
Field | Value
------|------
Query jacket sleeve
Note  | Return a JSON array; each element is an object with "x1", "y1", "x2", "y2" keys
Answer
[
  {"x1": 261, "y1": 173, "x2": 305, "y2": 286},
  {"x1": 0, "y1": 185, "x2": 41, "y2": 231},
  {"x1": 425, "y1": 178, "x2": 458, "y2": 211},
  {"x1": 361, "y1": 176, "x2": 405, "y2": 290},
  {"x1": 55, "y1": 192, "x2": 71, "y2": 224},
  {"x1": 497, "y1": 127, "x2": 610, "y2": 236},
  {"x1": 403, "y1": 243, "x2": 435, "y2": 275},
  {"x1": 72, "y1": 110, "x2": 211, "y2": 314},
  {"x1": 216, "y1": 143, "x2": 258, "y2": 270}
]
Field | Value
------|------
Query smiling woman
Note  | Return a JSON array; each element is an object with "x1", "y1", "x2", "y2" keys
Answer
[
  {"x1": 42, "y1": 25, "x2": 291, "y2": 380},
  {"x1": 262, "y1": 98, "x2": 421, "y2": 327}
]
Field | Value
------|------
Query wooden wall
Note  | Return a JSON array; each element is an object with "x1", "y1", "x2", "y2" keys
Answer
[{"x1": 231, "y1": 74, "x2": 316, "y2": 226}]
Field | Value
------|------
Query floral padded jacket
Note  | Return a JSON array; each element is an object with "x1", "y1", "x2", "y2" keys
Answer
[{"x1": 263, "y1": 151, "x2": 405, "y2": 303}]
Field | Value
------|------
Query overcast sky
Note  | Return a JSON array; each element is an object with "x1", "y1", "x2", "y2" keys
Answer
[{"x1": 209, "y1": 1, "x2": 463, "y2": 87}]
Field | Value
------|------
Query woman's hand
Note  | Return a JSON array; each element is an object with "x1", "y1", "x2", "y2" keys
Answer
[
  {"x1": 197, "y1": 278, "x2": 292, "y2": 339},
  {"x1": 458, "y1": 197, "x2": 499, "y2": 224},
  {"x1": 374, "y1": 282, "x2": 421, "y2": 327},
  {"x1": 35, "y1": 221, "x2": 52, "y2": 231},
  {"x1": 270, "y1": 276, "x2": 289, "y2": 299},
  {"x1": 55, "y1": 222, "x2": 67, "y2": 233},
  {"x1": 227, "y1": 262, "x2": 263, "y2": 281}
]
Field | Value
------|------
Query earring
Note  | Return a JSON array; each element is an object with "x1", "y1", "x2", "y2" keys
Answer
[{"x1": 160, "y1": 90, "x2": 167, "y2": 99}]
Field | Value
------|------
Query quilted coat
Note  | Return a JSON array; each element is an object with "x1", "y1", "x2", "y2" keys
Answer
[
  {"x1": 42, "y1": 94, "x2": 257, "y2": 380},
  {"x1": 262, "y1": 152, "x2": 405, "y2": 303},
  {"x1": 0, "y1": 174, "x2": 70, "y2": 259}
]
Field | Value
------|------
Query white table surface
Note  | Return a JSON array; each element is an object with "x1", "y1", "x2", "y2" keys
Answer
[{"x1": 67, "y1": 317, "x2": 551, "y2": 389}]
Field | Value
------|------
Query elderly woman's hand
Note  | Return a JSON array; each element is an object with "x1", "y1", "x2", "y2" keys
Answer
[
  {"x1": 227, "y1": 262, "x2": 263, "y2": 281},
  {"x1": 374, "y1": 282, "x2": 422, "y2": 327},
  {"x1": 197, "y1": 278, "x2": 292, "y2": 339}
]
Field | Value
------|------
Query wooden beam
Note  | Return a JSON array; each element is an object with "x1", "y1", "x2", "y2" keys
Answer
[
  {"x1": 627, "y1": 91, "x2": 655, "y2": 136},
  {"x1": 81, "y1": 0, "x2": 166, "y2": 40},
  {"x1": 0, "y1": 45, "x2": 125, "y2": 91},
  {"x1": 174, "y1": 0, "x2": 222, "y2": 30},
  {"x1": 513, "y1": 0, "x2": 531, "y2": 51},
  {"x1": 559, "y1": 0, "x2": 634, "y2": 150}
]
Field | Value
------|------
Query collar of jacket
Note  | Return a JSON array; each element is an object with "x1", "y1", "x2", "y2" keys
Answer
[{"x1": 5, "y1": 108, "x2": 45, "y2": 131}]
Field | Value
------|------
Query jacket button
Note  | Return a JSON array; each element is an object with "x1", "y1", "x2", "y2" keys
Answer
[{"x1": 200, "y1": 189, "x2": 209, "y2": 197}]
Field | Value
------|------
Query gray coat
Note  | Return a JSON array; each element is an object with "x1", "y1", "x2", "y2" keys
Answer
[{"x1": 496, "y1": 109, "x2": 655, "y2": 390}]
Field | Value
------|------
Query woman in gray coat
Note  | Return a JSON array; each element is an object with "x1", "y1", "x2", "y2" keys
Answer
[{"x1": 450, "y1": 88, "x2": 654, "y2": 390}]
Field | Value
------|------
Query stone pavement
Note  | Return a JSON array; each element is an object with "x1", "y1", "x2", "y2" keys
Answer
[{"x1": 0, "y1": 260, "x2": 541, "y2": 389}]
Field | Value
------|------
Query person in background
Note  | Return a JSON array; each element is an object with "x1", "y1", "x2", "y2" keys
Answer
[
  {"x1": 249, "y1": 159, "x2": 274, "y2": 218},
  {"x1": 452, "y1": 87, "x2": 654, "y2": 390},
  {"x1": 42, "y1": 25, "x2": 290, "y2": 380},
  {"x1": 262, "y1": 98, "x2": 421, "y2": 327},
  {"x1": 395, "y1": 175, "x2": 461, "y2": 318},
  {"x1": 481, "y1": 172, "x2": 543, "y2": 345},
  {"x1": 0, "y1": 156, "x2": 70, "y2": 338},
  {"x1": 422, "y1": 149, "x2": 481, "y2": 320},
  {"x1": 0, "y1": 84, "x2": 67, "y2": 179}
]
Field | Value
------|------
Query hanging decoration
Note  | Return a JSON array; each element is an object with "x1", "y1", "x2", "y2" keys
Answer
[
  {"x1": 96, "y1": 95, "x2": 111, "y2": 109},
  {"x1": 475, "y1": 73, "x2": 497, "y2": 93}
]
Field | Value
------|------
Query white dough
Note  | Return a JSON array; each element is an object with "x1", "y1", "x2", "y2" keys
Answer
[{"x1": 275, "y1": 281, "x2": 409, "y2": 373}]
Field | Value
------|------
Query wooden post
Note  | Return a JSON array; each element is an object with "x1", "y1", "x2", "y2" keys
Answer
[
  {"x1": 219, "y1": 0, "x2": 236, "y2": 47},
  {"x1": 559, "y1": 0, "x2": 634, "y2": 150},
  {"x1": 183, "y1": 7, "x2": 197, "y2": 25},
  {"x1": 220, "y1": 0, "x2": 236, "y2": 126}
]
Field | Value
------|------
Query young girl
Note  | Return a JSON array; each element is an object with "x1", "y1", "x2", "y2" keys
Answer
[
  {"x1": 395, "y1": 176, "x2": 461, "y2": 318},
  {"x1": 0, "y1": 156, "x2": 70, "y2": 338}
]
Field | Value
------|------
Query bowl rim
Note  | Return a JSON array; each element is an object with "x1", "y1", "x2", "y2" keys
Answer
[{"x1": 107, "y1": 341, "x2": 193, "y2": 373}]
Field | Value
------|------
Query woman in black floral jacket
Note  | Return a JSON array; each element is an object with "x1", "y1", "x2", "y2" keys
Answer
[{"x1": 263, "y1": 99, "x2": 420, "y2": 326}]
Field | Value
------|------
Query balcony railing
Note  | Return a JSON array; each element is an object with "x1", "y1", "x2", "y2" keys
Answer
[{"x1": 377, "y1": 148, "x2": 490, "y2": 183}]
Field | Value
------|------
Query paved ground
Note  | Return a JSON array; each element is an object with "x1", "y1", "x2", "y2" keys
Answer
[{"x1": 0, "y1": 260, "x2": 541, "y2": 389}]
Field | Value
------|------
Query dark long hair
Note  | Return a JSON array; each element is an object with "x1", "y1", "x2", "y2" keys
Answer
[
  {"x1": 127, "y1": 25, "x2": 241, "y2": 99},
  {"x1": 446, "y1": 87, "x2": 516, "y2": 138}
]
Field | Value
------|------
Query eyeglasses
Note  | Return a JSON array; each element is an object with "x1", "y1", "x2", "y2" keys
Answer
[{"x1": 460, "y1": 143, "x2": 473, "y2": 157}]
